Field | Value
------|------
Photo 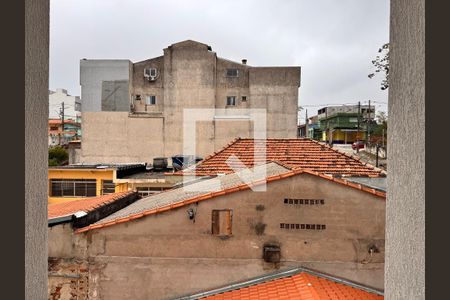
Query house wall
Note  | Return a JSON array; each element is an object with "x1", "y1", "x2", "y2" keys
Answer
[
  {"x1": 80, "y1": 41, "x2": 300, "y2": 163},
  {"x1": 49, "y1": 173, "x2": 385, "y2": 299},
  {"x1": 48, "y1": 169, "x2": 128, "y2": 204},
  {"x1": 80, "y1": 111, "x2": 164, "y2": 163}
]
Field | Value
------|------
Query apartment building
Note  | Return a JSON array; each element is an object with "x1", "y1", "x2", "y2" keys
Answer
[{"x1": 80, "y1": 40, "x2": 301, "y2": 164}]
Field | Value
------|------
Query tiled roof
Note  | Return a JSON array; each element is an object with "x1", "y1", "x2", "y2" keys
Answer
[
  {"x1": 48, "y1": 190, "x2": 136, "y2": 220},
  {"x1": 181, "y1": 267, "x2": 383, "y2": 300},
  {"x1": 75, "y1": 162, "x2": 385, "y2": 234},
  {"x1": 49, "y1": 119, "x2": 80, "y2": 125},
  {"x1": 175, "y1": 138, "x2": 386, "y2": 177}
]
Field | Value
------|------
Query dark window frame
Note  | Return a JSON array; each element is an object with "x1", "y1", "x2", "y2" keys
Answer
[
  {"x1": 226, "y1": 96, "x2": 236, "y2": 106},
  {"x1": 226, "y1": 69, "x2": 239, "y2": 77},
  {"x1": 50, "y1": 179, "x2": 97, "y2": 197}
]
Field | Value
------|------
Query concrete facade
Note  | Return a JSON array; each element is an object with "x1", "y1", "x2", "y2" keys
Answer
[
  {"x1": 386, "y1": 0, "x2": 425, "y2": 299},
  {"x1": 80, "y1": 59, "x2": 132, "y2": 112},
  {"x1": 25, "y1": 0, "x2": 49, "y2": 298},
  {"x1": 49, "y1": 172, "x2": 385, "y2": 299},
  {"x1": 49, "y1": 88, "x2": 82, "y2": 121},
  {"x1": 80, "y1": 40, "x2": 301, "y2": 163}
]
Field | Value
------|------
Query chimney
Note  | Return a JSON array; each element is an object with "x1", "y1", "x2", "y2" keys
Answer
[{"x1": 242, "y1": 59, "x2": 247, "y2": 65}]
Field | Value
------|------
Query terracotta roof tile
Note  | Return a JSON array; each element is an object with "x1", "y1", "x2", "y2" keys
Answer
[
  {"x1": 184, "y1": 268, "x2": 383, "y2": 300},
  {"x1": 177, "y1": 138, "x2": 386, "y2": 177},
  {"x1": 48, "y1": 190, "x2": 136, "y2": 220}
]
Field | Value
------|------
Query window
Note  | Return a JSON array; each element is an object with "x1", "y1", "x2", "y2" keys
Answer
[
  {"x1": 226, "y1": 69, "x2": 239, "y2": 77},
  {"x1": 211, "y1": 209, "x2": 232, "y2": 236},
  {"x1": 135, "y1": 94, "x2": 141, "y2": 101},
  {"x1": 241, "y1": 96, "x2": 247, "y2": 102},
  {"x1": 50, "y1": 179, "x2": 96, "y2": 197},
  {"x1": 226, "y1": 96, "x2": 236, "y2": 106},
  {"x1": 101, "y1": 180, "x2": 115, "y2": 195},
  {"x1": 136, "y1": 186, "x2": 169, "y2": 197},
  {"x1": 146, "y1": 95, "x2": 156, "y2": 105}
]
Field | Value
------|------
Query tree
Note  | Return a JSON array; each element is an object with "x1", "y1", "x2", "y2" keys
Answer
[
  {"x1": 368, "y1": 43, "x2": 389, "y2": 90},
  {"x1": 49, "y1": 146, "x2": 68, "y2": 166}
]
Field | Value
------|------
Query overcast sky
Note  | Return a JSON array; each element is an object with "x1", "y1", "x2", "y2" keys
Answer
[{"x1": 50, "y1": 0, "x2": 390, "y2": 122}]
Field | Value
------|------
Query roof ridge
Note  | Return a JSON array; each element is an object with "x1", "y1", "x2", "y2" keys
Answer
[
  {"x1": 177, "y1": 137, "x2": 242, "y2": 175},
  {"x1": 174, "y1": 266, "x2": 383, "y2": 299}
]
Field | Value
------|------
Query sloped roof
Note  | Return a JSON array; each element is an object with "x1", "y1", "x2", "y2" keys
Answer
[
  {"x1": 176, "y1": 138, "x2": 386, "y2": 177},
  {"x1": 48, "y1": 190, "x2": 136, "y2": 220},
  {"x1": 75, "y1": 162, "x2": 385, "y2": 234},
  {"x1": 177, "y1": 267, "x2": 383, "y2": 299}
]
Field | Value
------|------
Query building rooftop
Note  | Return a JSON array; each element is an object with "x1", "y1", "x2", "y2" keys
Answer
[
  {"x1": 346, "y1": 177, "x2": 387, "y2": 192},
  {"x1": 176, "y1": 267, "x2": 383, "y2": 299},
  {"x1": 75, "y1": 162, "x2": 385, "y2": 234},
  {"x1": 49, "y1": 163, "x2": 146, "y2": 171},
  {"x1": 48, "y1": 190, "x2": 137, "y2": 223},
  {"x1": 176, "y1": 138, "x2": 386, "y2": 177}
]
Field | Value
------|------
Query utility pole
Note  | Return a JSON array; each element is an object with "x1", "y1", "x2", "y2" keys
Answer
[
  {"x1": 59, "y1": 101, "x2": 64, "y2": 146},
  {"x1": 376, "y1": 143, "x2": 380, "y2": 167},
  {"x1": 367, "y1": 100, "x2": 371, "y2": 144},
  {"x1": 356, "y1": 101, "x2": 361, "y2": 153},
  {"x1": 305, "y1": 109, "x2": 308, "y2": 138}
]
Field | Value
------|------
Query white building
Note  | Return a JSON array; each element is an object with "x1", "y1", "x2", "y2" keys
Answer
[{"x1": 49, "y1": 88, "x2": 82, "y2": 121}]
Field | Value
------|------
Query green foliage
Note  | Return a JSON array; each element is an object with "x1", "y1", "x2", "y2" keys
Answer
[
  {"x1": 48, "y1": 146, "x2": 68, "y2": 166},
  {"x1": 368, "y1": 43, "x2": 389, "y2": 90}
]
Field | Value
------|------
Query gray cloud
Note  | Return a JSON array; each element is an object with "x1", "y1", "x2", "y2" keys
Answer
[{"x1": 50, "y1": 0, "x2": 389, "y2": 121}]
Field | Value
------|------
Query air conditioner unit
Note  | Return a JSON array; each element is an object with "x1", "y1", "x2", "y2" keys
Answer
[{"x1": 144, "y1": 68, "x2": 158, "y2": 81}]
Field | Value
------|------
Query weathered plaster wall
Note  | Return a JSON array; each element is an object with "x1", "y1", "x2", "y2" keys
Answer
[
  {"x1": 48, "y1": 258, "x2": 89, "y2": 300},
  {"x1": 81, "y1": 112, "x2": 164, "y2": 163},
  {"x1": 25, "y1": 0, "x2": 49, "y2": 298},
  {"x1": 50, "y1": 173, "x2": 385, "y2": 299},
  {"x1": 386, "y1": 0, "x2": 425, "y2": 299}
]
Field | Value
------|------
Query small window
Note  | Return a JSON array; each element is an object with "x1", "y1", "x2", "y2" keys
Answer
[
  {"x1": 212, "y1": 209, "x2": 232, "y2": 236},
  {"x1": 241, "y1": 96, "x2": 247, "y2": 102},
  {"x1": 146, "y1": 95, "x2": 156, "y2": 105},
  {"x1": 320, "y1": 199, "x2": 325, "y2": 205},
  {"x1": 101, "y1": 180, "x2": 115, "y2": 195},
  {"x1": 305, "y1": 199, "x2": 309, "y2": 204},
  {"x1": 135, "y1": 94, "x2": 141, "y2": 101},
  {"x1": 226, "y1": 69, "x2": 239, "y2": 77},
  {"x1": 284, "y1": 199, "x2": 288, "y2": 204},
  {"x1": 288, "y1": 199, "x2": 293, "y2": 204},
  {"x1": 226, "y1": 96, "x2": 236, "y2": 106},
  {"x1": 301, "y1": 224, "x2": 305, "y2": 229},
  {"x1": 321, "y1": 225, "x2": 326, "y2": 230},
  {"x1": 280, "y1": 223, "x2": 284, "y2": 228}
]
